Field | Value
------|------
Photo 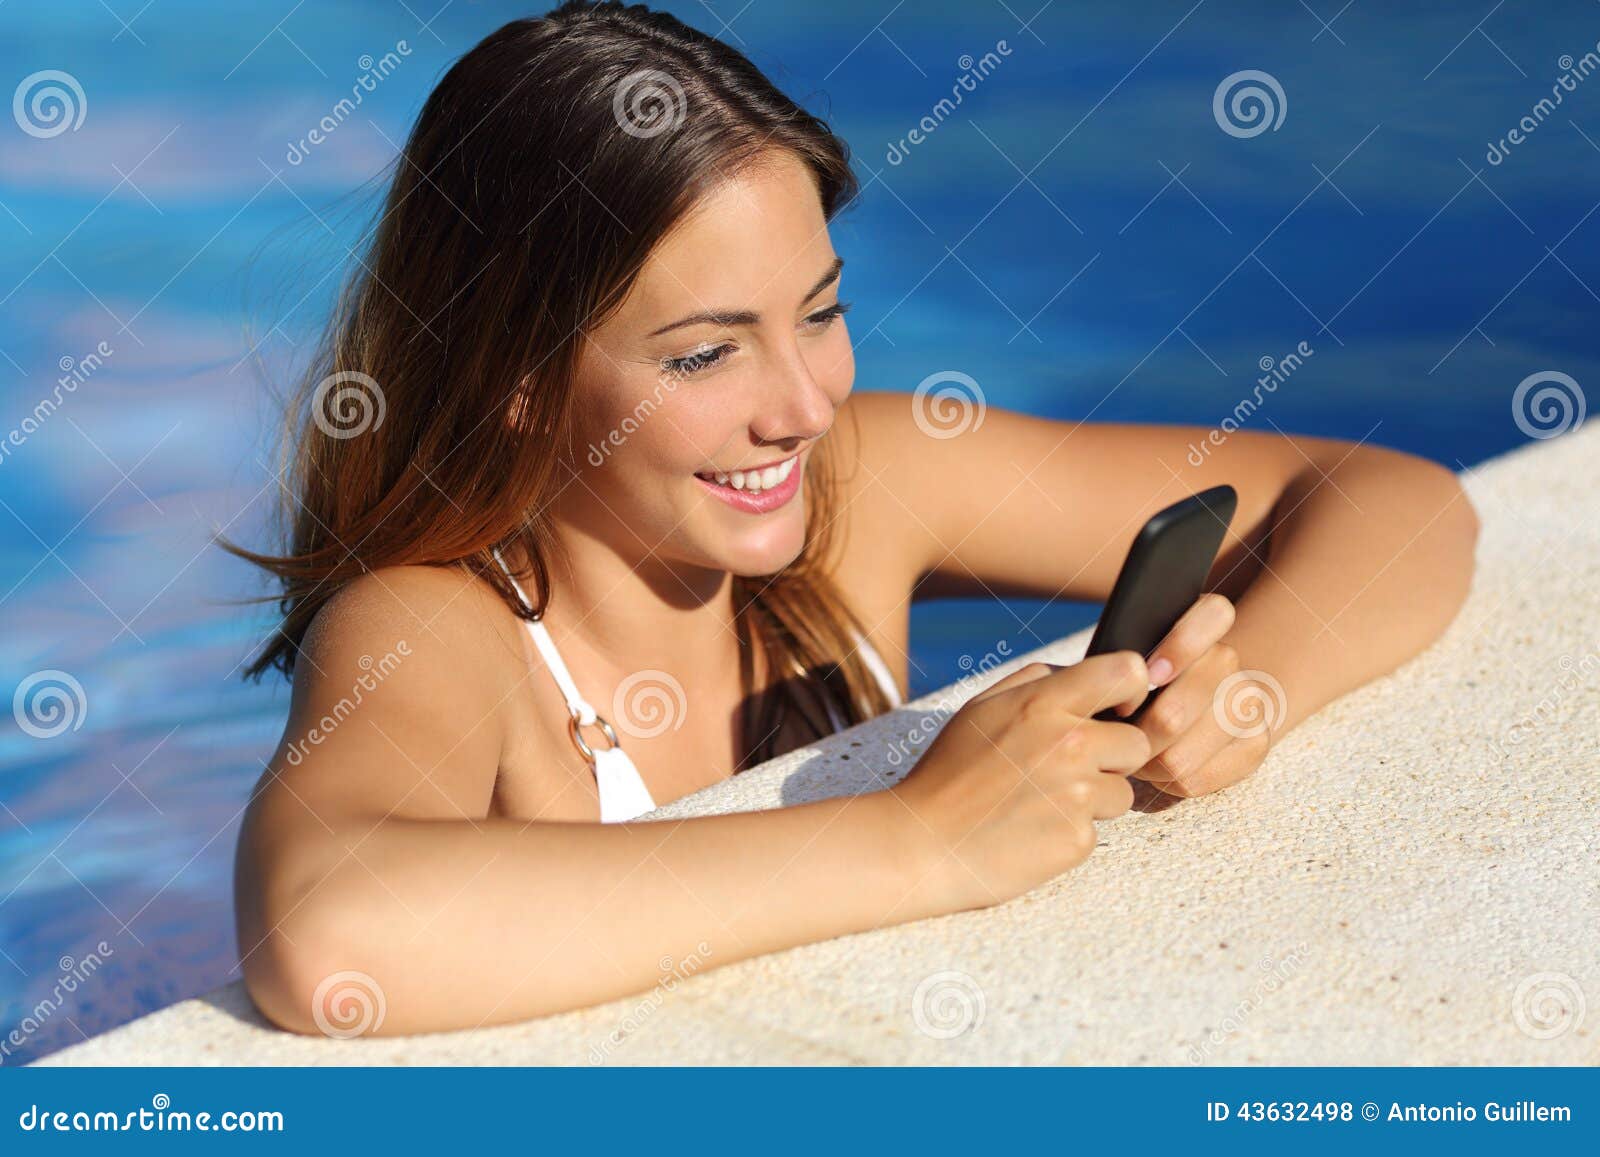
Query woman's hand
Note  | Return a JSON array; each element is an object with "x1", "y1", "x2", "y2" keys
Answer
[
  {"x1": 1118, "y1": 592, "x2": 1274, "y2": 803},
  {"x1": 887, "y1": 653, "x2": 1154, "y2": 912}
]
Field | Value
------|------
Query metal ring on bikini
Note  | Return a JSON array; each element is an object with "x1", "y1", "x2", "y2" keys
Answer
[{"x1": 566, "y1": 704, "x2": 620, "y2": 768}]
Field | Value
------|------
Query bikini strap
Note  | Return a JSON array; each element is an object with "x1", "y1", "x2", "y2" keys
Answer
[
  {"x1": 489, "y1": 546, "x2": 600, "y2": 727},
  {"x1": 487, "y1": 547, "x2": 656, "y2": 822}
]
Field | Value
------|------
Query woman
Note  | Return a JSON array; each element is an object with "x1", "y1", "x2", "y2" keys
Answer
[{"x1": 230, "y1": 1, "x2": 1478, "y2": 1036}]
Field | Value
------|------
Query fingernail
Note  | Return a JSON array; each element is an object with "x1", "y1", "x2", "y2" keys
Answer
[{"x1": 1148, "y1": 657, "x2": 1173, "y2": 685}]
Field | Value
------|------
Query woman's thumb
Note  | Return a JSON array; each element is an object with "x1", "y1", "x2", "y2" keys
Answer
[{"x1": 963, "y1": 660, "x2": 1064, "y2": 706}]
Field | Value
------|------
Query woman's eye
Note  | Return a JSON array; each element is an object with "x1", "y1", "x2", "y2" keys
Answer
[
  {"x1": 661, "y1": 344, "x2": 733, "y2": 377},
  {"x1": 802, "y1": 300, "x2": 851, "y2": 330},
  {"x1": 658, "y1": 303, "x2": 850, "y2": 378}
]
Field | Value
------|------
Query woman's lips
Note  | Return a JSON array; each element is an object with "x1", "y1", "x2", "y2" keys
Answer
[{"x1": 693, "y1": 454, "x2": 803, "y2": 513}]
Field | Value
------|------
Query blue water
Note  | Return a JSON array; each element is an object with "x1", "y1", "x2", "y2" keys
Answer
[{"x1": 2, "y1": 0, "x2": 1595, "y2": 1064}]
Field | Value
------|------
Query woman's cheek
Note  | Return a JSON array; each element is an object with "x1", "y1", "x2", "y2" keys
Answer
[
  {"x1": 668, "y1": 374, "x2": 738, "y2": 432},
  {"x1": 815, "y1": 325, "x2": 855, "y2": 401},
  {"x1": 574, "y1": 376, "x2": 670, "y2": 477}
]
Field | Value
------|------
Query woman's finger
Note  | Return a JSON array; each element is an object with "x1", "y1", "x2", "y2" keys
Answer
[
  {"x1": 1143, "y1": 592, "x2": 1235, "y2": 688},
  {"x1": 1137, "y1": 724, "x2": 1234, "y2": 794},
  {"x1": 1138, "y1": 728, "x2": 1271, "y2": 799},
  {"x1": 1089, "y1": 771, "x2": 1135, "y2": 819},
  {"x1": 1136, "y1": 641, "x2": 1237, "y2": 757}
]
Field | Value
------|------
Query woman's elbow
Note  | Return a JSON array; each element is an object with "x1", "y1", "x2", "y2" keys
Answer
[
  {"x1": 238, "y1": 877, "x2": 414, "y2": 1038},
  {"x1": 240, "y1": 901, "x2": 363, "y2": 1037}
]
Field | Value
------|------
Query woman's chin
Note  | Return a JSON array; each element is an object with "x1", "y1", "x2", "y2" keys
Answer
[{"x1": 703, "y1": 511, "x2": 808, "y2": 576}]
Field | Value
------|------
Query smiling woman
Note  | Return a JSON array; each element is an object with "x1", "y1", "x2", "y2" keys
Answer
[
  {"x1": 221, "y1": 0, "x2": 1477, "y2": 1040},
  {"x1": 229, "y1": 9, "x2": 889, "y2": 763}
]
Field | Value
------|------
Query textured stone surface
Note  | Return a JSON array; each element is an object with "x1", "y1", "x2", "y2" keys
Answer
[{"x1": 42, "y1": 427, "x2": 1599, "y2": 1065}]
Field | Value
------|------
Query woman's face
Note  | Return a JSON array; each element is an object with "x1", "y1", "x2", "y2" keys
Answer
[{"x1": 564, "y1": 150, "x2": 854, "y2": 579}]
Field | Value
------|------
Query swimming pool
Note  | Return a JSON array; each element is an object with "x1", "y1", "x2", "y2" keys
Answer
[{"x1": 3, "y1": 0, "x2": 1596, "y2": 1063}]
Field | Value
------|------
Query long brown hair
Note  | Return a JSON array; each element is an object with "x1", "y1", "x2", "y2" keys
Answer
[{"x1": 226, "y1": 0, "x2": 896, "y2": 769}]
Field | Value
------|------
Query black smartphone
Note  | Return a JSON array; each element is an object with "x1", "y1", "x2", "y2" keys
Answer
[{"x1": 1084, "y1": 484, "x2": 1238, "y2": 723}]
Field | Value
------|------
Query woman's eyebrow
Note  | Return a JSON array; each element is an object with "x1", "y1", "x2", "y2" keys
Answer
[{"x1": 647, "y1": 256, "x2": 845, "y2": 337}]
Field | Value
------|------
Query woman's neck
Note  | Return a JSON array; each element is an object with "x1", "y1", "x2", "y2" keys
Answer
[{"x1": 509, "y1": 535, "x2": 745, "y2": 678}]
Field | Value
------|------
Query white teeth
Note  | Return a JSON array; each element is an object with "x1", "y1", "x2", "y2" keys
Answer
[{"x1": 704, "y1": 456, "x2": 797, "y2": 494}]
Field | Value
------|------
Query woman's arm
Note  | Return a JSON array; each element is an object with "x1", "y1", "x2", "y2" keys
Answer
[
  {"x1": 241, "y1": 781, "x2": 938, "y2": 1036},
  {"x1": 1213, "y1": 441, "x2": 1479, "y2": 736},
  {"x1": 1153, "y1": 441, "x2": 1479, "y2": 797},
  {"x1": 236, "y1": 567, "x2": 942, "y2": 1035},
  {"x1": 839, "y1": 392, "x2": 1480, "y2": 794}
]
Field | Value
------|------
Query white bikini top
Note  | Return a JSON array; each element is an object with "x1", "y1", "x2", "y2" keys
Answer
[{"x1": 490, "y1": 547, "x2": 903, "y2": 822}]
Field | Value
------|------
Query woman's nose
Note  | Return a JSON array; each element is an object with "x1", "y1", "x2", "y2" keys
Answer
[{"x1": 751, "y1": 345, "x2": 835, "y2": 444}]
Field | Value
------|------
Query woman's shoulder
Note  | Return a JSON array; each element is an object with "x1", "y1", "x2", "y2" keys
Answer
[
  {"x1": 250, "y1": 562, "x2": 532, "y2": 829},
  {"x1": 302, "y1": 562, "x2": 524, "y2": 680},
  {"x1": 284, "y1": 562, "x2": 532, "y2": 769}
]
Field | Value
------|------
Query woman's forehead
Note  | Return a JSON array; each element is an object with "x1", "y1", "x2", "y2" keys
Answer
[{"x1": 628, "y1": 156, "x2": 834, "y2": 318}]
